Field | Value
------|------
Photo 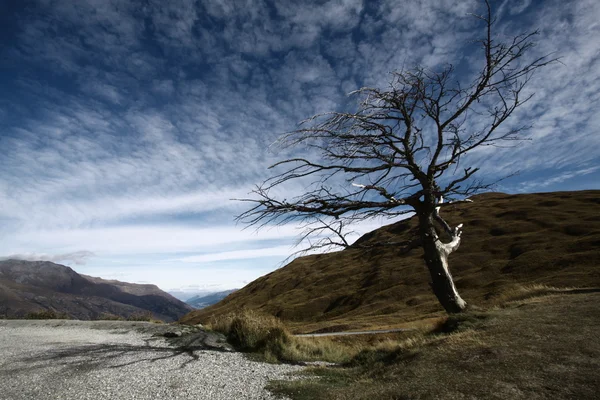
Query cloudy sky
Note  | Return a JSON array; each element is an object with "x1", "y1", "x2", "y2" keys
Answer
[{"x1": 0, "y1": 0, "x2": 598, "y2": 296}]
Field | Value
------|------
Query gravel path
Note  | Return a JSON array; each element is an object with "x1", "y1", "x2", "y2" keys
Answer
[{"x1": 0, "y1": 320, "x2": 303, "y2": 399}]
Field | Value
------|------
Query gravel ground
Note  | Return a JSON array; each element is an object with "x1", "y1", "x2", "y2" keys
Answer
[{"x1": 0, "y1": 320, "x2": 303, "y2": 400}]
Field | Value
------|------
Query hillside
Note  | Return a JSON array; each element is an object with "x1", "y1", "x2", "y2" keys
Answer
[
  {"x1": 270, "y1": 291, "x2": 600, "y2": 399},
  {"x1": 0, "y1": 260, "x2": 193, "y2": 321},
  {"x1": 181, "y1": 190, "x2": 600, "y2": 331}
]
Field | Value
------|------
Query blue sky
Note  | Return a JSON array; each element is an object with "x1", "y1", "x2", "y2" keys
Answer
[{"x1": 0, "y1": 0, "x2": 598, "y2": 295}]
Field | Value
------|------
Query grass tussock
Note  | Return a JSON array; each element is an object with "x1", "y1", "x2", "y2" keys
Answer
[
  {"x1": 209, "y1": 309, "x2": 293, "y2": 362},
  {"x1": 208, "y1": 309, "x2": 339, "y2": 363},
  {"x1": 493, "y1": 283, "x2": 574, "y2": 306},
  {"x1": 208, "y1": 309, "x2": 425, "y2": 364}
]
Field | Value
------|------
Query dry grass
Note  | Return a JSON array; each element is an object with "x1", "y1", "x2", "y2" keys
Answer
[
  {"x1": 207, "y1": 309, "x2": 434, "y2": 364},
  {"x1": 269, "y1": 292, "x2": 600, "y2": 399},
  {"x1": 208, "y1": 309, "x2": 293, "y2": 362},
  {"x1": 208, "y1": 309, "x2": 358, "y2": 363},
  {"x1": 492, "y1": 283, "x2": 575, "y2": 305}
]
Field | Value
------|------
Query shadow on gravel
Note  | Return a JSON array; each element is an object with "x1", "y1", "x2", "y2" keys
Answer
[{"x1": 13, "y1": 330, "x2": 234, "y2": 375}]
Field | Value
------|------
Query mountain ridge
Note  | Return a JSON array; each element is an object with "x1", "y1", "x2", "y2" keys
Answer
[
  {"x1": 186, "y1": 289, "x2": 238, "y2": 309},
  {"x1": 0, "y1": 259, "x2": 193, "y2": 321}
]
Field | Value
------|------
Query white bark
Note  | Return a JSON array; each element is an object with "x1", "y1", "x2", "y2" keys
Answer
[
  {"x1": 433, "y1": 236, "x2": 467, "y2": 311},
  {"x1": 433, "y1": 196, "x2": 465, "y2": 254},
  {"x1": 431, "y1": 196, "x2": 467, "y2": 311}
]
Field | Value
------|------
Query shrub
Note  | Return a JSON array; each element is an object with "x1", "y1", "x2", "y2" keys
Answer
[
  {"x1": 126, "y1": 311, "x2": 163, "y2": 323},
  {"x1": 25, "y1": 309, "x2": 69, "y2": 320},
  {"x1": 208, "y1": 309, "x2": 401, "y2": 364},
  {"x1": 209, "y1": 309, "x2": 292, "y2": 361},
  {"x1": 95, "y1": 312, "x2": 125, "y2": 321}
]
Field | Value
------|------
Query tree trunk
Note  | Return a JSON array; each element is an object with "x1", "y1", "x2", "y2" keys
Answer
[{"x1": 419, "y1": 213, "x2": 467, "y2": 314}]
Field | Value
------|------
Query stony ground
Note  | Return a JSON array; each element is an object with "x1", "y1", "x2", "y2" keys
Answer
[{"x1": 0, "y1": 320, "x2": 303, "y2": 400}]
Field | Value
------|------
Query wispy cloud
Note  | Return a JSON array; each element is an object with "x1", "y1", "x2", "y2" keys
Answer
[
  {"x1": 175, "y1": 246, "x2": 295, "y2": 263},
  {"x1": 515, "y1": 166, "x2": 600, "y2": 193},
  {"x1": 2, "y1": 251, "x2": 95, "y2": 265},
  {"x1": 1, "y1": 0, "x2": 598, "y2": 291}
]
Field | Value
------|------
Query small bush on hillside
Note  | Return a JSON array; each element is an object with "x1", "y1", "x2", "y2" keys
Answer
[
  {"x1": 209, "y1": 310, "x2": 292, "y2": 362},
  {"x1": 25, "y1": 309, "x2": 69, "y2": 320},
  {"x1": 126, "y1": 311, "x2": 163, "y2": 323},
  {"x1": 95, "y1": 312, "x2": 125, "y2": 321},
  {"x1": 208, "y1": 309, "x2": 397, "y2": 363}
]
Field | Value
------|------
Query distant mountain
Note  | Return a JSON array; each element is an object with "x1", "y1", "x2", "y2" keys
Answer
[
  {"x1": 0, "y1": 260, "x2": 194, "y2": 321},
  {"x1": 186, "y1": 289, "x2": 237, "y2": 309},
  {"x1": 167, "y1": 290, "x2": 215, "y2": 302},
  {"x1": 181, "y1": 191, "x2": 600, "y2": 331}
]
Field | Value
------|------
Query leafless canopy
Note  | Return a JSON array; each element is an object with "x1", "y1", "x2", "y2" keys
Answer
[{"x1": 238, "y1": 1, "x2": 556, "y2": 252}]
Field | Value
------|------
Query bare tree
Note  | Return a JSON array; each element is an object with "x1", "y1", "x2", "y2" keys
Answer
[{"x1": 238, "y1": 1, "x2": 556, "y2": 313}]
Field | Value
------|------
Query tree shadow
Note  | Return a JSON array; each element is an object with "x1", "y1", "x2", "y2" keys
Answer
[{"x1": 8, "y1": 331, "x2": 234, "y2": 375}]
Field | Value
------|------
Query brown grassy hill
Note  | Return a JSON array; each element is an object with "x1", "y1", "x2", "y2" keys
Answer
[{"x1": 181, "y1": 190, "x2": 600, "y2": 332}]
